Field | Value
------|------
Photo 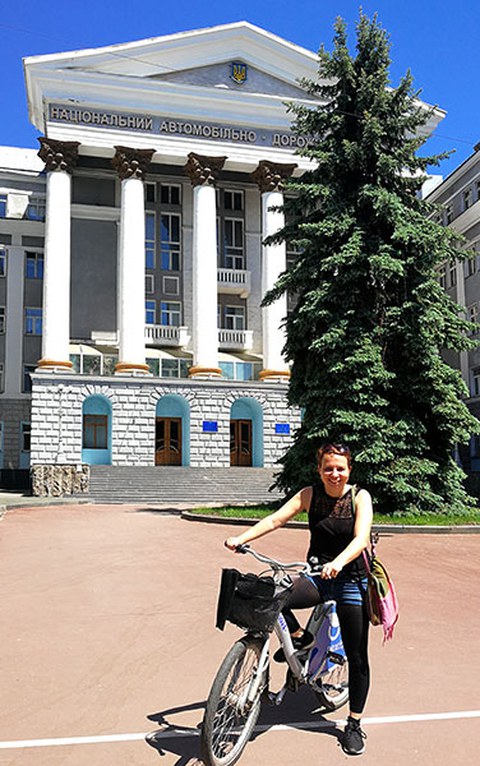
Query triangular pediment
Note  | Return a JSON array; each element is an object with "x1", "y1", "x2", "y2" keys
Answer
[
  {"x1": 25, "y1": 22, "x2": 319, "y2": 90},
  {"x1": 147, "y1": 61, "x2": 309, "y2": 99}
]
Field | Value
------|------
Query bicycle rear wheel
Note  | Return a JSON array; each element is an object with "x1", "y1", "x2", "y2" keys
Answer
[
  {"x1": 201, "y1": 638, "x2": 266, "y2": 766},
  {"x1": 313, "y1": 656, "x2": 349, "y2": 711}
]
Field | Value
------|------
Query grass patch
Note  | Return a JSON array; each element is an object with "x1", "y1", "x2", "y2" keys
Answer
[{"x1": 191, "y1": 505, "x2": 480, "y2": 526}]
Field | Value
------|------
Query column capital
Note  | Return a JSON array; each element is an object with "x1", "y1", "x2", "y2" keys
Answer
[
  {"x1": 38, "y1": 137, "x2": 80, "y2": 174},
  {"x1": 112, "y1": 146, "x2": 155, "y2": 181},
  {"x1": 184, "y1": 153, "x2": 226, "y2": 187},
  {"x1": 251, "y1": 160, "x2": 297, "y2": 193}
]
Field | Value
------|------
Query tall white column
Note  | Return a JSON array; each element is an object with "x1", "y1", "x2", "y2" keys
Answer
[
  {"x1": 252, "y1": 161, "x2": 296, "y2": 381},
  {"x1": 185, "y1": 153, "x2": 226, "y2": 378},
  {"x1": 36, "y1": 138, "x2": 79, "y2": 371},
  {"x1": 112, "y1": 146, "x2": 155, "y2": 375}
]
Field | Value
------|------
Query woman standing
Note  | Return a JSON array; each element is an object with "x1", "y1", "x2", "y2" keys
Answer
[{"x1": 225, "y1": 442, "x2": 373, "y2": 756}]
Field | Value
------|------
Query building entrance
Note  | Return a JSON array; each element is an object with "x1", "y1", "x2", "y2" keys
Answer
[
  {"x1": 230, "y1": 419, "x2": 252, "y2": 466},
  {"x1": 155, "y1": 417, "x2": 182, "y2": 465}
]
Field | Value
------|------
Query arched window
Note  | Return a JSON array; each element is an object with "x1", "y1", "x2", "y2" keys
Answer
[{"x1": 82, "y1": 395, "x2": 112, "y2": 465}]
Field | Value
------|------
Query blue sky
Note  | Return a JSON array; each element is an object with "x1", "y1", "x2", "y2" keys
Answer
[{"x1": 1, "y1": 0, "x2": 478, "y2": 179}]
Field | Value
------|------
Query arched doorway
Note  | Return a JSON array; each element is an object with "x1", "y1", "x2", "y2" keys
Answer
[
  {"x1": 82, "y1": 395, "x2": 112, "y2": 465},
  {"x1": 155, "y1": 395, "x2": 190, "y2": 466},
  {"x1": 230, "y1": 398, "x2": 263, "y2": 467}
]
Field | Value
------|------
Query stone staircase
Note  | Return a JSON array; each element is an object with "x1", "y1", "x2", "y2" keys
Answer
[{"x1": 85, "y1": 465, "x2": 283, "y2": 505}]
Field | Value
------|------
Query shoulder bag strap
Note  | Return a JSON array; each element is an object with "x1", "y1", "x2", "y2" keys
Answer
[{"x1": 351, "y1": 483, "x2": 374, "y2": 572}]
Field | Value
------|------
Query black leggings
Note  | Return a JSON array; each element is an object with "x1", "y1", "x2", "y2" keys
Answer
[{"x1": 282, "y1": 576, "x2": 370, "y2": 715}]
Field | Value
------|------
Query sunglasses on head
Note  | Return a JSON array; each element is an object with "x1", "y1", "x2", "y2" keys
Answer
[{"x1": 317, "y1": 442, "x2": 351, "y2": 463}]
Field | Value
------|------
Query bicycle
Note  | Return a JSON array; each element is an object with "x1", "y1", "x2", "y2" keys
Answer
[{"x1": 200, "y1": 545, "x2": 349, "y2": 766}]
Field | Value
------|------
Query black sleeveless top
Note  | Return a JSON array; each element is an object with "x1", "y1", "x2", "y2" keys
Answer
[{"x1": 307, "y1": 483, "x2": 367, "y2": 577}]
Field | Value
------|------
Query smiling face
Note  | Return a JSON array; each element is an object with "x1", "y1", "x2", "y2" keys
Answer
[{"x1": 318, "y1": 452, "x2": 351, "y2": 497}]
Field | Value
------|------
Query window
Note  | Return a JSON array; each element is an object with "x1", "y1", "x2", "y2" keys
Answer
[
  {"x1": 219, "y1": 361, "x2": 234, "y2": 379},
  {"x1": 69, "y1": 354, "x2": 81, "y2": 373},
  {"x1": 26, "y1": 195, "x2": 46, "y2": 221},
  {"x1": 146, "y1": 358, "x2": 160, "y2": 376},
  {"x1": 224, "y1": 218, "x2": 245, "y2": 269},
  {"x1": 224, "y1": 190, "x2": 243, "y2": 211},
  {"x1": 160, "y1": 358, "x2": 190, "y2": 378},
  {"x1": 163, "y1": 276, "x2": 179, "y2": 295},
  {"x1": 235, "y1": 362, "x2": 254, "y2": 381},
  {"x1": 145, "y1": 212, "x2": 155, "y2": 269},
  {"x1": 21, "y1": 422, "x2": 31, "y2": 452},
  {"x1": 160, "y1": 213, "x2": 181, "y2": 270},
  {"x1": 160, "y1": 301, "x2": 181, "y2": 326},
  {"x1": 472, "y1": 368, "x2": 480, "y2": 397},
  {"x1": 25, "y1": 252, "x2": 44, "y2": 279},
  {"x1": 83, "y1": 414, "x2": 108, "y2": 449},
  {"x1": 146, "y1": 299, "x2": 156, "y2": 325},
  {"x1": 160, "y1": 184, "x2": 181, "y2": 205},
  {"x1": 24, "y1": 307, "x2": 42, "y2": 335},
  {"x1": 0, "y1": 363, "x2": 3, "y2": 393},
  {"x1": 224, "y1": 305, "x2": 245, "y2": 330},
  {"x1": 0, "y1": 195, "x2": 6, "y2": 217},
  {"x1": 465, "y1": 256, "x2": 476, "y2": 278},
  {"x1": 437, "y1": 263, "x2": 446, "y2": 288},
  {"x1": 463, "y1": 188, "x2": 473, "y2": 211},
  {"x1": 146, "y1": 183, "x2": 156, "y2": 203},
  {"x1": 103, "y1": 355, "x2": 117, "y2": 376},
  {"x1": 161, "y1": 359, "x2": 180, "y2": 378},
  {"x1": 146, "y1": 274, "x2": 154, "y2": 294},
  {"x1": 449, "y1": 262, "x2": 457, "y2": 288},
  {"x1": 23, "y1": 365, "x2": 35, "y2": 393},
  {"x1": 468, "y1": 304, "x2": 478, "y2": 333},
  {"x1": 219, "y1": 361, "x2": 261, "y2": 381},
  {"x1": 83, "y1": 356, "x2": 101, "y2": 375},
  {"x1": 0, "y1": 247, "x2": 6, "y2": 276},
  {"x1": 0, "y1": 307, "x2": 4, "y2": 334},
  {"x1": 445, "y1": 204, "x2": 453, "y2": 225}
]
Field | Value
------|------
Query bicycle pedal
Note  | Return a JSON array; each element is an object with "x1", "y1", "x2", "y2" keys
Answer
[{"x1": 326, "y1": 650, "x2": 347, "y2": 665}]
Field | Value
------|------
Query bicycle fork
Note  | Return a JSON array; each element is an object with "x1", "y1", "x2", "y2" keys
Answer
[{"x1": 267, "y1": 613, "x2": 305, "y2": 706}]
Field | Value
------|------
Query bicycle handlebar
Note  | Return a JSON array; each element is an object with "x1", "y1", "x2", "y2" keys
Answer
[{"x1": 233, "y1": 544, "x2": 323, "y2": 576}]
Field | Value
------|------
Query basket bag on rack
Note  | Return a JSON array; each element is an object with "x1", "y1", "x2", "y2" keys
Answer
[{"x1": 215, "y1": 568, "x2": 292, "y2": 633}]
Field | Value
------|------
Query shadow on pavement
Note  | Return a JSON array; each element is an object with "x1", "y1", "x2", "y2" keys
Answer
[{"x1": 145, "y1": 688, "x2": 342, "y2": 763}]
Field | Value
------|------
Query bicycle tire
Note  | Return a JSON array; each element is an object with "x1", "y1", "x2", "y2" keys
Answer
[
  {"x1": 313, "y1": 656, "x2": 349, "y2": 711},
  {"x1": 200, "y1": 638, "x2": 266, "y2": 766}
]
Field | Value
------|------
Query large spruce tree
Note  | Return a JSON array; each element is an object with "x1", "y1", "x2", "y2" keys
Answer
[{"x1": 266, "y1": 13, "x2": 479, "y2": 515}]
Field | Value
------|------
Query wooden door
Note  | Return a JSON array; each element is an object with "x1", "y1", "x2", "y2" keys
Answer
[
  {"x1": 230, "y1": 419, "x2": 252, "y2": 466},
  {"x1": 155, "y1": 418, "x2": 182, "y2": 465}
]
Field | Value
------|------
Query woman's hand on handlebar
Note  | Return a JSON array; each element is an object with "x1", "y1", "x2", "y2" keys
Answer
[
  {"x1": 319, "y1": 559, "x2": 343, "y2": 579},
  {"x1": 224, "y1": 536, "x2": 243, "y2": 551}
]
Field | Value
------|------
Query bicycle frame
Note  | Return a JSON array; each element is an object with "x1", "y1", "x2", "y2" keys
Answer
[{"x1": 224, "y1": 546, "x2": 348, "y2": 707}]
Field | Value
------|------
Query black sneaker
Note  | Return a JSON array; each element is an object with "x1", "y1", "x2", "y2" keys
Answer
[
  {"x1": 341, "y1": 716, "x2": 367, "y2": 755},
  {"x1": 273, "y1": 630, "x2": 314, "y2": 663}
]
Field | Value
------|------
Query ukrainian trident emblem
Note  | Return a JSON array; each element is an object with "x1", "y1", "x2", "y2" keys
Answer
[{"x1": 230, "y1": 62, "x2": 248, "y2": 85}]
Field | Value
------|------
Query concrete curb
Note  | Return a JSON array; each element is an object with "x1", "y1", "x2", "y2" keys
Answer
[{"x1": 181, "y1": 510, "x2": 480, "y2": 534}]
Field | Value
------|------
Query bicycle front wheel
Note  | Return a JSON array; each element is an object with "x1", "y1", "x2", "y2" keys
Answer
[{"x1": 201, "y1": 638, "x2": 266, "y2": 766}]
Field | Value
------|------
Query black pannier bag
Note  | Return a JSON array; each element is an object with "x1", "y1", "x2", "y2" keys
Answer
[{"x1": 216, "y1": 568, "x2": 292, "y2": 633}]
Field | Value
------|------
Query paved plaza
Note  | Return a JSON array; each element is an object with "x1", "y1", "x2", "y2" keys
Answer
[{"x1": 0, "y1": 502, "x2": 479, "y2": 765}]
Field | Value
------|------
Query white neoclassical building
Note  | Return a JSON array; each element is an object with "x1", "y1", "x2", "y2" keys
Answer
[{"x1": 0, "y1": 22, "x2": 444, "y2": 494}]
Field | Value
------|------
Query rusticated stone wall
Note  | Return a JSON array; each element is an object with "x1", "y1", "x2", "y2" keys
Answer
[
  {"x1": 30, "y1": 373, "x2": 301, "y2": 478},
  {"x1": 31, "y1": 463, "x2": 90, "y2": 497}
]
